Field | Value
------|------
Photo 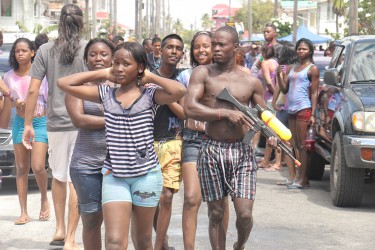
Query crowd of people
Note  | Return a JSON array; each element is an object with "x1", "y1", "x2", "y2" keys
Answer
[{"x1": 0, "y1": 3, "x2": 324, "y2": 250}]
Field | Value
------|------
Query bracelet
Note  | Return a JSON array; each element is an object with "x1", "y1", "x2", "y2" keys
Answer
[{"x1": 2, "y1": 92, "x2": 10, "y2": 97}]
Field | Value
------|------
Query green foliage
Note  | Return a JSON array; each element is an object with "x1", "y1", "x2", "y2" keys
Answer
[
  {"x1": 201, "y1": 13, "x2": 213, "y2": 31},
  {"x1": 42, "y1": 25, "x2": 58, "y2": 34},
  {"x1": 325, "y1": 28, "x2": 342, "y2": 40},
  {"x1": 233, "y1": 0, "x2": 274, "y2": 33},
  {"x1": 16, "y1": 20, "x2": 29, "y2": 32},
  {"x1": 271, "y1": 18, "x2": 293, "y2": 38},
  {"x1": 173, "y1": 19, "x2": 184, "y2": 34},
  {"x1": 357, "y1": 0, "x2": 375, "y2": 35},
  {"x1": 33, "y1": 24, "x2": 43, "y2": 34}
]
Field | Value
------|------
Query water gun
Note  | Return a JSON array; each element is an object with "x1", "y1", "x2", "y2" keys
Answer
[{"x1": 216, "y1": 88, "x2": 301, "y2": 167}]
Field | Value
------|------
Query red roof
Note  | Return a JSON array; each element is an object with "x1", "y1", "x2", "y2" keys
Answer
[{"x1": 96, "y1": 12, "x2": 109, "y2": 19}]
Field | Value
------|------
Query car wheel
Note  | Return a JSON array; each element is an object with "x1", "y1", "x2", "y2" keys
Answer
[
  {"x1": 330, "y1": 132, "x2": 364, "y2": 207},
  {"x1": 308, "y1": 151, "x2": 328, "y2": 180}
]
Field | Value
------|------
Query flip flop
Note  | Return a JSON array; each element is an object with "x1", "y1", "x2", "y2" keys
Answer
[
  {"x1": 276, "y1": 178, "x2": 295, "y2": 186},
  {"x1": 264, "y1": 166, "x2": 281, "y2": 172},
  {"x1": 14, "y1": 216, "x2": 30, "y2": 225},
  {"x1": 39, "y1": 209, "x2": 50, "y2": 221},
  {"x1": 287, "y1": 182, "x2": 310, "y2": 189},
  {"x1": 49, "y1": 239, "x2": 65, "y2": 246}
]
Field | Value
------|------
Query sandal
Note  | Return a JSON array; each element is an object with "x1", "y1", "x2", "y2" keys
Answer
[
  {"x1": 287, "y1": 182, "x2": 310, "y2": 189},
  {"x1": 14, "y1": 216, "x2": 30, "y2": 225},
  {"x1": 276, "y1": 178, "x2": 295, "y2": 186},
  {"x1": 264, "y1": 166, "x2": 280, "y2": 172},
  {"x1": 39, "y1": 209, "x2": 50, "y2": 221}
]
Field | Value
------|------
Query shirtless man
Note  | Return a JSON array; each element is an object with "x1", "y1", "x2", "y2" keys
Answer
[{"x1": 185, "y1": 26, "x2": 276, "y2": 250}]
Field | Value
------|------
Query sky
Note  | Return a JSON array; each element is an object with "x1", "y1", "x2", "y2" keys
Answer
[{"x1": 117, "y1": 0, "x2": 243, "y2": 30}]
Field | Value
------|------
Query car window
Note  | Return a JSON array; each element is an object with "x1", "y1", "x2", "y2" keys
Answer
[
  {"x1": 330, "y1": 45, "x2": 344, "y2": 68},
  {"x1": 350, "y1": 41, "x2": 375, "y2": 82},
  {"x1": 0, "y1": 52, "x2": 10, "y2": 77}
]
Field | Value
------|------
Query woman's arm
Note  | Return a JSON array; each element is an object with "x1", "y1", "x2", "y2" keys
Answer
[
  {"x1": 57, "y1": 69, "x2": 112, "y2": 103},
  {"x1": 0, "y1": 96, "x2": 11, "y2": 128},
  {"x1": 276, "y1": 65, "x2": 290, "y2": 94},
  {"x1": 271, "y1": 81, "x2": 282, "y2": 112},
  {"x1": 0, "y1": 76, "x2": 10, "y2": 96},
  {"x1": 65, "y1": 94, "x2": 105, "y2": 130},
  {"x1": 309, "y1": 65, "x2": 320, "y2": 126}
]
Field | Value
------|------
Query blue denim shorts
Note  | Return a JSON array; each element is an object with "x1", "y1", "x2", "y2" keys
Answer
[
  {"x1": 70, "y1": 168, "x2": 102, "y2": 215},
  {"x1": 101, "y1": 164, "x2": 162, "y2": 207},
  {"x1": 12, "y1": 115, "x2": 48, "y2": 144},
  {"x1": 182, "y1": 128, "x2": 206, "y2": 164}
]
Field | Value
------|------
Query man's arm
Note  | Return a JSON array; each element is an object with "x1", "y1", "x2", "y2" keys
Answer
[
  {"x1": 24, "y1": 78, "x2": 42, "y2": 127},
  {"x1": 167, "y1": 102, "x2": 185, "y2": 120},
  {"x1": 250, "y1": 77, "x2": 267, "y2": 109},
  {"x1": 184, "y1": 66, "x2": 221, "y2": 121}
]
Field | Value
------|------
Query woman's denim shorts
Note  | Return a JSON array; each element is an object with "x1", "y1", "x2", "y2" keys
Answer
[{"x1": 182, "y1": 128, "x2": 206, "y2": 164}]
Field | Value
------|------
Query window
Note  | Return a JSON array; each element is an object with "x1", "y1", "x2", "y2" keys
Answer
[
  {"x1": 350, "y1": 42, "x2": 375, "y2": 82},
  {"x1": 1, "y1": 0, "x2": 12, "y2": 17}
]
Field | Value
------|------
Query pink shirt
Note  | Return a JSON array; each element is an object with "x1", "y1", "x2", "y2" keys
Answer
[{"x1": 3, "y1": 70, "x2": 48, "y2": 116}]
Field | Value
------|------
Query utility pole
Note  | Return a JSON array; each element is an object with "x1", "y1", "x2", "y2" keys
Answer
[
  {"x1": 92, "y1": 0, "x2": 97, "y2": 38},
  {"x1": 349, "y1": 0, "x2": 358, "y2": 35},
  {"x1": 139, "y1": 0, "x2": 143, "y2": 41},
  {"x1": 292, "y1": 0, "x2": 298, "y2": 44},
  {"x1": 146, "y1": 0, "x2": 149, "y2": 38},
  {"x1": 113, "y1": 0, "x2": 117, "y2": 35},
  {"x1": 84, "y1": 0, "x2": 90, "y2": 39},
  {"x1": 135, "y1": 0, "x2": 139, "y2": 41},
  {"x1": 155, "y1": 0, "x2": 161, "y2": 36},
  {"x1": 274, "y1": 0, "x2": 278, "y2": 18},
  {"x1": 248, "y1": 0, "x2": 252, "y2": 42},
  {"x1": 228, "y1": 0, "x2": 231, "y2": 21}
]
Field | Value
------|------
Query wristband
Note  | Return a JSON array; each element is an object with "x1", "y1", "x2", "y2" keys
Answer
[{"x1": 2, "y1": 92, "x2": 10, "y2": 97}]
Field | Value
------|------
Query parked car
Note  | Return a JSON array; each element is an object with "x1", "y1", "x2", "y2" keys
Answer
[
  {"x1": 313, "y1": 52, "x2": 331, "y2": 85},
  {"x1": 312, "y1": 35, "x2": 375, "y2": 207}
]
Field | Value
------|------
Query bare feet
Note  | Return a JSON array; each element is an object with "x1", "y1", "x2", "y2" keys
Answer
[
  {"x1": 233, "y1": 241, "x2": 245, "y2": 250},
  {"x1": 267, "y1": 163, "x2": 281, "y2": 171},
  {"x1": 264, "y1": 166, "x2": 281, "y2": 172},
  {"x1": 257, "y1": 160, "x2": 270, "y2": 169},
  {"x1": 63, "y1": 244, "x2": 82, "y2": 250}
]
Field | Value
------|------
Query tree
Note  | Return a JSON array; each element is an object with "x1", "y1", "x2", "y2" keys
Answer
[
  {"x1": 201, "y1": 13, "x2": 213, "y2": 31},
  {"x1": 332, "y1": 0, "x2": 346, "y2": 36},
  {"x1": 271, "y1": 17, "x2": 293, "y2": 38},
  {"x1": 173, "y1": 18, "x2": 184, "y2": 34},
  {"x1": 233, "y1": 0, "x2": 274, "y2": 34},
  {"x1": 357, "y1": 0, "x2": 375, "y2": 35}
]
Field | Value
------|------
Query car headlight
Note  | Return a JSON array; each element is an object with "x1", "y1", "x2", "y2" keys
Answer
[{"x1": 352, "y1": 111, "x2": 375, "y2": 132}]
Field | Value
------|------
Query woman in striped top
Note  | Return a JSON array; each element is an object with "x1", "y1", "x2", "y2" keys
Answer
[{"x1": 57, "y1": 42, "x2": 186, "y2": 250}]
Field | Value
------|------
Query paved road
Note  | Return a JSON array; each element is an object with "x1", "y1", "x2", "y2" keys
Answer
[{"x1": 1, "y1": 166, "x2": 374, "y2": 249}]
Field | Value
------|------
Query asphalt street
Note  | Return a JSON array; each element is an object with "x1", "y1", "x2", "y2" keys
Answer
[{"x1": 0, "y1": 165, "x2": 374, "y2": 250}]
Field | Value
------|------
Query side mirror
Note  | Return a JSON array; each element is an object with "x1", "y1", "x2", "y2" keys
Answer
[{"x1": 324, "y1": 68, "x2": 340, "y2": 86}]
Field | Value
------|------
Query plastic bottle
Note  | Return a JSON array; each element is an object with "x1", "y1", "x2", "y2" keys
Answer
[
  {"x1": 304, "y1": 126, "x2": 316, "y2": 151},
  {"x1": 256, "y1": 105, "x2": 292, "y2": 141}
]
